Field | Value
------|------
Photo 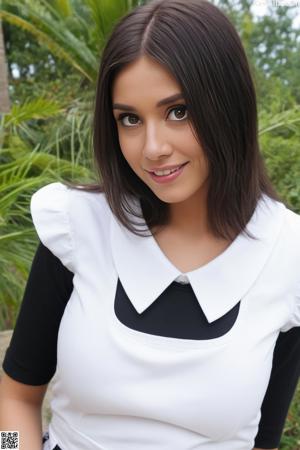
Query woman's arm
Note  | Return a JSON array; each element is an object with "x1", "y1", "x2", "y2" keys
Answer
[
  {"x1": 0, "y1": 372, "x2": 48, "y2": 450},
  {"x1": 254, "y1": 328, "x2": 300, "y2": 449},
  {"x1": 1, "y1": 242, "x2": 73, "y2": 450}
]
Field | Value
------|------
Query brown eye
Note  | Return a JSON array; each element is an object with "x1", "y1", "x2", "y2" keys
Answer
[
  {"x1": 117, "y1": 114, "x2": 140, "y2": 127},
  {"x1": 168, "y1": 105, "x2": 188, "y2": 121}
]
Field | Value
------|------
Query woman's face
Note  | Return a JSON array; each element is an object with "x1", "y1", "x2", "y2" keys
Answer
[{"x1": 112, "y1": 56, "x2": 209, "y2": 205}]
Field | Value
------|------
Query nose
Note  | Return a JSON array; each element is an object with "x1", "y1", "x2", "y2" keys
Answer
[{"x1": 142, "y1": 121, "x2": 172, "y2": 161}]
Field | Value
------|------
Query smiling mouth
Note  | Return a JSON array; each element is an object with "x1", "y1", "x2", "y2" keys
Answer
[
  {"x1": 148, "y1": 162, "x2": 189, "y2": 176},
  {"x1": 146, "y1": 162, "x2": 189, "y2": 184}
]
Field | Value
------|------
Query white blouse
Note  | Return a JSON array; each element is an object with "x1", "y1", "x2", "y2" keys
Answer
[{"x1": 30, "y1": 182, "x2": 300, "y2": 450}]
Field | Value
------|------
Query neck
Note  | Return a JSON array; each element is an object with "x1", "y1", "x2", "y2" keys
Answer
[{"x1": 167, "y1": 189, "x2": 210, "y2": 238}]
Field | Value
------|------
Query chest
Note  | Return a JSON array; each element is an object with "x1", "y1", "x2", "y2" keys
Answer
[{"x1": 53, "y1": 261, "x2": 291, "y2": 441}]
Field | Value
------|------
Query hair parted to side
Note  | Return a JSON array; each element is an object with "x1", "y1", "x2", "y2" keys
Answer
[{"x1": 68, "y1": 0, "x2": 281, "y2": 240}]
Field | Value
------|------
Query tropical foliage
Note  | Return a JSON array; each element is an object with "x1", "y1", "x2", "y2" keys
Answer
[{"x1": 0, "y1": 0, "x2": 145, "y2": 329}]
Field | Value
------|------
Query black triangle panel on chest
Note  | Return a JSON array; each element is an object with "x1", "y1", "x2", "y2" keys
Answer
[{"x1": 114, "y1": 278, "x2": 240, "y2": 340}]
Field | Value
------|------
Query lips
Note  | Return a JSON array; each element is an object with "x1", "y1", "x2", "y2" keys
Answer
[
  {"x1": 147, "y1": 162, "x2": 188, "y2": 173},
  {"x1": 147, "y1": 161, "x2": 188, "y2": 184}
]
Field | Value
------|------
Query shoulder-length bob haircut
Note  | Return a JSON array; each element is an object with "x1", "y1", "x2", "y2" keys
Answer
[{"x1": 71, "y1": 0, "x2": 280, "y2": 240}]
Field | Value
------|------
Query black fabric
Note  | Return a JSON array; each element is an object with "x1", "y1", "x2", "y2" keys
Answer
[
  {"x1": 3, "y1": 241, "x2": 300, "y2": 449},
  {"x1": 3, "y1": 242, "x2": 74, "y2": 385},
  {"x1": 43, "y1": 431, "x2": 62, "y2": 450},
  {"x1": 115, "y1": 277, "x2": 240, "y2": 339},
  {"x1": 254, "y1": 326, "x2": 300, "y2": 448}
]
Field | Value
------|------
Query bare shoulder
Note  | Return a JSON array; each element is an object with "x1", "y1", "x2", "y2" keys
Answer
[{"x1": 0, "y1": 372, "x2": 48, "y2": 406}]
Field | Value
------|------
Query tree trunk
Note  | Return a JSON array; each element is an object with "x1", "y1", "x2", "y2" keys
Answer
[{"x1": 0, "y1": 19, "x2": 10, "y2": 113}]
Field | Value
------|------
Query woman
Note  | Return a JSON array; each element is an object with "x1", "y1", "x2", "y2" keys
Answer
[{"x1": 1, "y1": 0, "x2": 299, "y2": 449}]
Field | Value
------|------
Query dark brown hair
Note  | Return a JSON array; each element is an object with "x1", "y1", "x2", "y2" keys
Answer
[{"x1": 68, "y1": 0, "x2": 281, "y2": 240}]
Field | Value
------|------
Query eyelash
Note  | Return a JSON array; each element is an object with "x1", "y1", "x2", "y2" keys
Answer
[{"x1": 116, "y1": 104, "x2": 188, "y2": 128}]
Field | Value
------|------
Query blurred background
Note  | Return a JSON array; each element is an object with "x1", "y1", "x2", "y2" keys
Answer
[{"x1": 0, "y1": 0, "x2": 299, "y2": 447}]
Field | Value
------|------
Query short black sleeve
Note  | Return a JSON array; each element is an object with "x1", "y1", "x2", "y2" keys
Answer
[
  {"x1": 2, "y1": 241, "x2": 74, "y2": 385},
  {"x1": 254, "y1": 327, "x2": 300, "y2": 448}
]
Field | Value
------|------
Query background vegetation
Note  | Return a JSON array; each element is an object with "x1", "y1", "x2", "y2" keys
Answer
[{"x1": 0, "y1": 0, "x2": 299, "y2": 448}]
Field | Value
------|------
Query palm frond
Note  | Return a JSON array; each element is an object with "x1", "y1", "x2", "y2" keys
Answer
[
  {"x1": 50, "y1": 0, "x2": 73, "y2": 18},
  {"x1": 258, "y1": 106, "x2": 300, "y2": 135},
  {"x1": 3, "y1": 97, "x2": 64, "y2": 127},
  {"x1": 0, "y1": 9, "x2": 97, "y2": 81},
  {"x1": 85, "y1": 0, "x2": 129, "y2": 42}
]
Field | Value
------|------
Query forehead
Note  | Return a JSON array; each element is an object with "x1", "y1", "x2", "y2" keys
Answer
[{"x1": 112, "y1": 56, "x2": 181, "y2": 102}]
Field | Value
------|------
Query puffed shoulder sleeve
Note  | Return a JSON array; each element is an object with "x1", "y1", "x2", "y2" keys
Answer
[
  {"x1": 280, "y1": 281, "x2": 300, "y2": 332},
  {"x1": 30, "y1": 182, "x2": 76, "y2": 273}
]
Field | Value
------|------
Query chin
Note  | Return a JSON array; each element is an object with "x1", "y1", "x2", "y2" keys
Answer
[{"x1": 151, "y1": 190, "x2": 189, "y2": 204}]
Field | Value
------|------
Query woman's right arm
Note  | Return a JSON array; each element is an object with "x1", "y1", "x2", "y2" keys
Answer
[
  {"x1": 0, "y1": 372, "x2": 48, "y2": 450},
  {"x1": 0, "y1": 241, "x2": 74, "y2": 450}
]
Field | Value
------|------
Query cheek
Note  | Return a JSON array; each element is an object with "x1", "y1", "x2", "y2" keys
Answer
[
  {"x1": 118, "y1": 133, "x2": 142, "y2": 167},
  {"x1": 197, "y1": 152, "x2": 209, "y2": 174},
  {"x1": 117, "y1": 131, "x2": 128, "y2": 155},
  {"x1": 189, "y1": 145, "x2": 209, "y2": 180},
  {"x1": 118, "y1": 144, "x2": 141, "y2": 175},
  {"x1": 179, "y1": 127, "x2": 203, "y2": 156}
]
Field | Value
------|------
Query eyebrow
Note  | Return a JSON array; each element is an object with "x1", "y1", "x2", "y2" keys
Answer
[{"x1": 112, "y1": 93, "x2": 185, "y2": 112}]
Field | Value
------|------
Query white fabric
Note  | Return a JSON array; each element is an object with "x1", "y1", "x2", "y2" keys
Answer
[
  {"x1": 30, "y1": 182, "x2": 300, "y2": 450},
  {"x1": 30, "y1": 182, "x2": 75, "y2": 273},
  {"x1": 42, "y1": 439, "x2": 51, "y2": 450},
  {"x1": 174, "y1": 273, "x2": 189, "y2": 284}
]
